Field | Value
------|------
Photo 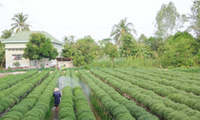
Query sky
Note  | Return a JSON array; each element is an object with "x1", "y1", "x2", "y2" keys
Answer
[{"x1": 0, "y1": 0, "x2": 193, "y2": 42}]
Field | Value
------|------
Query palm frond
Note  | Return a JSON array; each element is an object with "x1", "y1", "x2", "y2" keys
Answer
[{"x1": 16, "y1": 27, "x2": 20, "y2": 33}]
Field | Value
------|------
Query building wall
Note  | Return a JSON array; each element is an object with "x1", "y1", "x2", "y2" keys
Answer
[
  {"x1": 5, "y1": 47, "x2": 30, "y2": 68},
  {"x1": 5, "y1": 43, "x2": 26, "y2": 49},
  {"x1": 57, "y1": 61, "x2": 73, "y2": 68},
  {"x1": 40, "y1": 58, "x2": 57, "y2": 68},
  {"x1": 53, "y1": 43, "x2": 63, "y2": 57}
]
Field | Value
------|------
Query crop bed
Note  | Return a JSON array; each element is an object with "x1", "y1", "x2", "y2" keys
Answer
[
  {"x1": 1, "y1": 68, "x2": 199, "y2": 120},
  {"x1": 89, "y1": 68, "x2": 200, "y2": 120}
]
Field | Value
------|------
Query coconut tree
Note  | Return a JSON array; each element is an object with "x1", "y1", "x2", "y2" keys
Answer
[
  {"x1": 63, "y1": 35, "x2": 76, "y2": 45},
  {"x1": 1, "y1": 29, "x2": 13, "y2": 39},
  {"x1": 63, "y1": 36, "x2": 69, "y2": 44},
  {"x1": 110, "y1": 18, "x2": 137, "y2": 48},
  {"x1": 11, "y1": 12, "x2": 31, "y2": 33},
  {"x1": 69, "y1": 35, "x2": 76, "y2": 45}
]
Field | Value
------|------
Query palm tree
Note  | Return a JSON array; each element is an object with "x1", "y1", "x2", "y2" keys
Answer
[
  {"x1": 110, "y1": 18, "x2": 137, "y2": 48},
  {"x1": 11, "y1": 12, "x2": 31, "y2": 33},
  {"x1": 63, "y1": 35, "x2": 76, "y2": 45},
  {"x1": 69, "y1": 35, "x2": 76, "y2": 45},
  {"x1": 63, "y1": 36, "x2": 69, "y2": 44},
  {"x1": 1, "y1": 29, "x2": 13, "y2": 39}
]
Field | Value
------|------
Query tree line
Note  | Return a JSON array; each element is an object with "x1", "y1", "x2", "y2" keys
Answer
[
  {"x1": 62, "y1": 1, "x2": 200, "y2": 68},
  {"x1": 1, "y1": 1, "x2": 200, "y2": 68}
]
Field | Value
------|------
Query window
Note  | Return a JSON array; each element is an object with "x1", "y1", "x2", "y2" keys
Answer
[{"x1": 12, "y1": 54, "x2": 22, "y2": 60}]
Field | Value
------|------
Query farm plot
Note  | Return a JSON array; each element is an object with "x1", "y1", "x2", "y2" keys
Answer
[
  {"x1": 0, "y1": 70, "x2": 38, "y2": 91},
  {"x1": 79, "y1": 69, "x2": 158, "y2": 120},
  {"x1": 89, "y1": 68, "x2": 200, "y2": 120},
  {"x1": 0, "y1": 70, "x2": 61, "y2": 120}
]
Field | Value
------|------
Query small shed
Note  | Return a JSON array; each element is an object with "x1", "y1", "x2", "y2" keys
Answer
[{"x1": 56, "y1": 57, "x2": 73, "y2": 68}]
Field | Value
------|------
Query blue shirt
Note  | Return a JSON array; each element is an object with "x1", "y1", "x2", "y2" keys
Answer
[{"x1": 53, "y1": 91, "x2": 62, "y2": 104}]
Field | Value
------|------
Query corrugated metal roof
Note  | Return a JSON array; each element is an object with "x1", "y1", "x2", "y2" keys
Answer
[{"x1": 4, "y1": 31, "x2": 63, "y2": 45}]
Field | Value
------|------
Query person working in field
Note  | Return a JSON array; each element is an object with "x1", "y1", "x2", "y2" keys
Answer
[{"x1": 53, "y1": 87, "x2": 62, "y2": 109}]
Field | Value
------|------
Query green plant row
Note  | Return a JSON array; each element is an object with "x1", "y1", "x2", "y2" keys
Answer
[
  {"x1": 116, "y1": 68, "x2": 200, "y2": 95},
  {"x1": 21, "y1": 70, "x2": 61, "y2": 120},
  {"x1": 22, "y1": 71, "x2": 61, "y2": 120},
  {"x1": 59, "y1": 86, "x2": 76, "y2": 120},
  {"x1": 115, "y1": 68, "x2": 200, "y2": 100},
  {"x1": 99, "y1": 68, "x2": 200, "y2": 112},
  {"x1": 133, "y1": 69, "x2": 200, "y2": 86},
  {"x1": 0, "y1": 70, "x2": 49, "y2": 99},
  {"x1": 172, "y1": 67, "x2": 200, "y2": 73},
  {"x1": 117, "y1": 68, "x2": 200, "y2": 96},
  {"x1": 80, "y1": 69, "x2": 158, "y2": 120},
  {"x1": 71, "y1": 69, "x2": 96, "y2": 120},
  {"x1": 0, "y1": 70, "x2": 38, "y2": 91},
  {"x1": 0, "y1": 68, "x2": 56, "y2": 73},
  {"x1": 91, "y1": 69, "x2": 200, "y2": 120},
  {"x1": 0, "y1": 75, "x2": 15, "y2": 82},
  {"x1": 79, "y1": 70, "x2": 136, "y2": 120},
  {"x1": 115, "y1": 69, "x2": 200, "y2": 102},
  {"x1": 0, "y1": 70, "x2": 50, "y2": 114},
  {"x1": 62, "y1": 67, "x2": 84, "y2": 71},
  {"x1": 141, "y1": 68, "x2": 200, "y2": 81},
  {"x1": 59, "y1": 69, "x2": 76, "y2": 120},
  {"x1": 0, "y1": 70, "x2": 59, "y2": 120}
]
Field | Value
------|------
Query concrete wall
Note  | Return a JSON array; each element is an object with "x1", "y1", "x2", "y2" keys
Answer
[
  {"x1": 57, "y1": 61, "x2": 73, "y2": 68},
  {"x1": 40, "y1": 58, "x2": 57, "y2": 68},
  {"x1": 5, "y1": 44, "x2": 30, "y2": 68}
]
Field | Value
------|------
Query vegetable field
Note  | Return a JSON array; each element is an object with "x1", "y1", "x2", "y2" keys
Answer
[
  {"x1": 0, "y1": 68, "x2": 200, "y2": 120},
  {"x1": 0, "y1": 69, "x2": 61, "y2": 120},
  {"x1": 81, "y1": 68, "x2": 200, "y2": 120}
]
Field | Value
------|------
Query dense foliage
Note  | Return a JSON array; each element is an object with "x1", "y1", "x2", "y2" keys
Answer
[
  {"x1": 23, "y1": 33, "x2": 59, "y2": 68},
  {"x1": 62, "y1": 36, "x2": 99, "y2": 67},
  {"x1": 159, "y1": 31, "x2": 198, "y2": 67}
]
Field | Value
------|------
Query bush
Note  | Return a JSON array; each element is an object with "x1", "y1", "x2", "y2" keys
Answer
[{"x1": 12, "y1": 61, "x2": 20, "y2": 68}]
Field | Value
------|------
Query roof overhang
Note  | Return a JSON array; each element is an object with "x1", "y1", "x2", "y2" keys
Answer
[{"x1": 4, "y1": 40, "x2": 63, "y2": 45}]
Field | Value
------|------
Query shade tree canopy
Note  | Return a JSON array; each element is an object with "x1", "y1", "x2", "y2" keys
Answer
[{"x1": 23, "y1": 33, "x2": 59, "y2": 68}]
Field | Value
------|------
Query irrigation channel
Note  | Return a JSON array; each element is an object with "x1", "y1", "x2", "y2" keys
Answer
[{"x1": 49, "y1": 75, "x2": 101, "y2": 120}]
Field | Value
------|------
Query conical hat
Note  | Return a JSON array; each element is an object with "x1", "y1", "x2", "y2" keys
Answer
[{"x1": 54, "y1": 87, "x2": 59, "y2": 92}]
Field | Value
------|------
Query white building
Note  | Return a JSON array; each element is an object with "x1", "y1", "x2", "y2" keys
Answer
[{"x1": 4, "y1": 31, "x2": 64, "y2": 68}]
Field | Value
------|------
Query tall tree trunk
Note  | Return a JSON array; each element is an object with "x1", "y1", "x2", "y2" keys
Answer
[
  {"x1": 38, "y1": 60, "x2": 40, "y2": 69},
  {"x1": 0, "y1": 56, "x2": 5, "y2": 68},
  {"x1": 112, "y1": 58, "x2": 114, "y2": 68}
]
